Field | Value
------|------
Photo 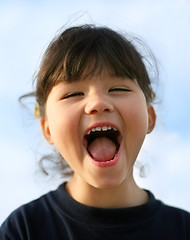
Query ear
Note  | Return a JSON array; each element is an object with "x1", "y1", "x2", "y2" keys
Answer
[
  {"x1": 40, "y1": 118, "x2": 54, "y2": 144},
  {"x1": 147, "y1": 105, "x2": 156, "y2": 134}
]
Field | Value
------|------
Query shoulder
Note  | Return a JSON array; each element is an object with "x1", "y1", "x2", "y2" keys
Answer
[
  {"x1": 142, "y1": 191, "x2": 190, "y2": 239},
  {"x1": 6, "y1": 189, "x2": 54, "y2": 219},
  {"x1": 160, "y1": 202, "x2": 190, "y2": 223},
  {"x1": 147, "y1": 190, "x2": 190, "y2": 220},
  {"x1": 155, "y1": 198, "x2": 190, "y2": 238},
  {"x1": 0, "y1": 186, "x2": 62, "y2": 239}
]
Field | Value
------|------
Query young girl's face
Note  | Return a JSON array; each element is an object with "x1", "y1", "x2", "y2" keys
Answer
[{"x1": 41, "y1": 69, "x2": 155, "y2": 189}]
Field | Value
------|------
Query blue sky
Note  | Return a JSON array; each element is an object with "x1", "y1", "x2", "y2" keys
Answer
[{"x1": 0, "y1": 0, "x2": 190, "y2": 224}]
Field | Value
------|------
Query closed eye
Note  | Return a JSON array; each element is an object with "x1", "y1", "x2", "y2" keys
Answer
[
  {"x1": 109, "y1": 87, "x2": 132, "y2": 92},
  {"x1": 63, "y1": 92, "x2": 84, "y2": 99}
]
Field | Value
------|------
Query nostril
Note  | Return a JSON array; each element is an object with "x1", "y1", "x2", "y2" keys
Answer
[
  {"x1": 104, "y1": 108, "x2": 111, "y2": 112},
  {"x1": 85, "y1": 102, "x2": 114, "y2": 115},
  {"x1": 90, "y1": 109, "x2": 98, "y2": 114},
  {"x1": 91, "y1": 108, "x2": 111, "y2": 114}
]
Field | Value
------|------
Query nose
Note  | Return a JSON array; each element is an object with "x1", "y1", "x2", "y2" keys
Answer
[{"x1": 85, "y1": 92, "x2": 114, "y2": 115}]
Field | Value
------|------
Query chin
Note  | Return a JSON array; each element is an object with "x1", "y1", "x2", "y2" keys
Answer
[{"x1": 90, "y1": 175, "x2": 126, "y2": 190}]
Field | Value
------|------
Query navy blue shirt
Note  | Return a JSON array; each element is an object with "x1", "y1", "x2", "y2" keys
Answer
[{"x1": 1, "y1": 183, "x2": 190, "y2": 239}]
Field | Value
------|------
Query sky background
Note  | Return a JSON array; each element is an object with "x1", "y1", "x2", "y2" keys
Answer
[{"x1": 0, "y1": 0, "x2": 190, "y2": 224}]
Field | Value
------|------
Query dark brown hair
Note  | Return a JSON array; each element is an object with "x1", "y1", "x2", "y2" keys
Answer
[
  {"x1": 32, "y1": 24, "x2": 158, "y2": 177},
  {"x1": 35, "y1": 24, "x2": 157, "y2": 118}
]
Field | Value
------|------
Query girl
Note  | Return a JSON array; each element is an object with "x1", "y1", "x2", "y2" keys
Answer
[{"x1": 0, "y1": 24, "x2": 189, "y2": 240}]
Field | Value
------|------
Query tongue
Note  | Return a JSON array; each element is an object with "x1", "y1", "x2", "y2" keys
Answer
[{"x1": 88, "y1": 137, "x2": 116, "y2": 161}]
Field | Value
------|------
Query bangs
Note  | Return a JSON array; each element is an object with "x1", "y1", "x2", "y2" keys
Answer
[
  {"x1": 36, "y1": 25, "x2": 154, "y2": 112},
  {"x1": 55, "y1": 26, "x2": 147, "y2": 84}
]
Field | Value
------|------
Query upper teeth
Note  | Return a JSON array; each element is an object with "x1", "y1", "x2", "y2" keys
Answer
[{"x1": 87, "y1": 126, "x2": 117, "y2": 135}]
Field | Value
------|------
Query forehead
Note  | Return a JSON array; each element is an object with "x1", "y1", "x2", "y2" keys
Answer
[{"x1": 55, "y1": 69, "x2": 138, "y2": 92}]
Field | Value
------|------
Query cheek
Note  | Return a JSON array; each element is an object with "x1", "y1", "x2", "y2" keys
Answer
[
  {"x1": 121, "y1": 106, "x2": 148, "y2": 166},
  {"x1": 122, "y1": 100, "x2": 149, "y2": 145},
  {"x1": 47, "y1": 105, "x2": 82, "y2": 156},
  {"x1": 131, "y1": 105, "x2": 148, "y2": 131}
]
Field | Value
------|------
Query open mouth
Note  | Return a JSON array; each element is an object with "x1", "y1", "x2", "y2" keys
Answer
[{"x1": 83, "y1": 126, "x2": 121, "y2": 162}]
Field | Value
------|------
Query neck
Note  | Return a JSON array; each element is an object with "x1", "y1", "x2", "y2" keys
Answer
[{"x1": 66, "y1": 176, "x2": 148, "y2": 208}]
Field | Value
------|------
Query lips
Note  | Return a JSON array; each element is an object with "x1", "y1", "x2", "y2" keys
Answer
[{"x1": 83, "y1": 123, "x2": 122, "y2": 165}]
